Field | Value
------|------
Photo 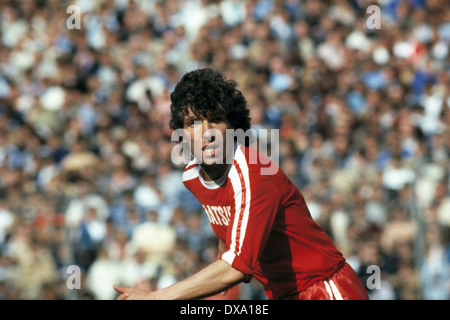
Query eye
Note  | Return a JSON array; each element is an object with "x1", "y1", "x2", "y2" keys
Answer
[{"x1": 185, "y1": 118, "x2": 200, "y2": 127}]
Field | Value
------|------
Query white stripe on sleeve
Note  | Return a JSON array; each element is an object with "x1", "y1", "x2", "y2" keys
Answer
[
  {"x1": 182, "y1": 165, "x2": 200, "y2": 182},
  {"x1": 228, "y1": 147, "x2": 252, "y2": 258}
]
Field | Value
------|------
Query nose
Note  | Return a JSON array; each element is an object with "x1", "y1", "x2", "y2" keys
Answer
[
  {"x1": 202, "y1": 120, "x2": 216, "y2": 142},
  {"x1": 202, "y1": 120, "x2": 210, "y2": 130}
]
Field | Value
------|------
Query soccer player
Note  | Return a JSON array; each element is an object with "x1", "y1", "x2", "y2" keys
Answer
[{"x1": 113, "y1": 68, "x2": 369, "y2": 300}]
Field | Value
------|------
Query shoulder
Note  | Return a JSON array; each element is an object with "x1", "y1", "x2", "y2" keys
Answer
[
  {"x1": 229, "y1": 145, "x2": 281, "y2": 196},
  {"x1": 182, "y1": 159, "x2": 200, "y2": 182},
  {"x1": 233, "y1": 145, "x2": 279, "y2": 177}
]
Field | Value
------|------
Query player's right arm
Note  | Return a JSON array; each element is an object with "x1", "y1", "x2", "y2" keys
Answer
[
  {"x1": 114, "y1": 259, "x2": 245, "y2": 300},
  {"x1": 217, "y1": 239, "x2": 230, "y2": 295}
]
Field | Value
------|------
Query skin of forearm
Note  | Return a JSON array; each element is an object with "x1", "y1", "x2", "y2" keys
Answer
[{"x1": 153, "y1": 259, "x2": 245, "y2": 300}]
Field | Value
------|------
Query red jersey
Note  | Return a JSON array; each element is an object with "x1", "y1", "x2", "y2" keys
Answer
[{"x1": 182, "y1": 144, "x2": 346, "y2": 299}]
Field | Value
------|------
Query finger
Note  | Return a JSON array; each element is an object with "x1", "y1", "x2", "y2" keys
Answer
[{"x1": 113, "y1": 284, "x2": 126, "y2": 293}]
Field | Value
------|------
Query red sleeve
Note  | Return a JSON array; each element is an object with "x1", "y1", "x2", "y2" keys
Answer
[{"x1": 220, "y1": 147, "x2": 281, "y2": 281}]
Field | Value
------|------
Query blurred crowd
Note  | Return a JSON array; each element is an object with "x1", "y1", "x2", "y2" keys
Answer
[{"x1": 0, "y1": 0, "x2": 448, "y2": 300}]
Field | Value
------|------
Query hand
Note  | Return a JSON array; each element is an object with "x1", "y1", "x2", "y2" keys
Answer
[{"x1": 113, "y1": 284, "x2": 154, "y2": 300}]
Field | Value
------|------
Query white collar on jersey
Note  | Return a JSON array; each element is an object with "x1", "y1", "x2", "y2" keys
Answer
[{"x1": 198, "y1": 163, "x2": 232, "y2": 189}]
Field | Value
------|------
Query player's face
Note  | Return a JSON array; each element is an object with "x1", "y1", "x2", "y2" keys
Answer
[{"x1": 183, "y1": 108, "x2": 232, "y2": 166}]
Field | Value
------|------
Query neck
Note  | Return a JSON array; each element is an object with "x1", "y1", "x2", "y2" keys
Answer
[
  {"x1": 198, "y1": 142, "x2": 237, "y2": 181},
  {"x1": 200, "y1": 163, "x2": 231, "y2": 182}
]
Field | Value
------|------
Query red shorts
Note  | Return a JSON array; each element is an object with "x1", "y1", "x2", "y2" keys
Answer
[{"x1": 294, "y1": 263, "x2": 369, "y2": 300}]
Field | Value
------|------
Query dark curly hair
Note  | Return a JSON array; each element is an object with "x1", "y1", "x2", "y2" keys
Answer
[{"x1": 169, "y1": 68, "x2": 251, "y2": 132}]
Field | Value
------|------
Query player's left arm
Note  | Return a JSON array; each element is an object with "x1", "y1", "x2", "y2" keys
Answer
[{"x1": 113, "y1": 259, "x2": 245, "y2": 300}]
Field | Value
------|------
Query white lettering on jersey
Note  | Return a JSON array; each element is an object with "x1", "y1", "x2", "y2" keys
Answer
[{"x1": 202, "y1": 204, "x2": 231, "y2": 226}]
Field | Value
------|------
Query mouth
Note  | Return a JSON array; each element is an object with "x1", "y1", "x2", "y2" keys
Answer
[{"x1": 202, "y1": 144, "x2": 218, "y2": 157}]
